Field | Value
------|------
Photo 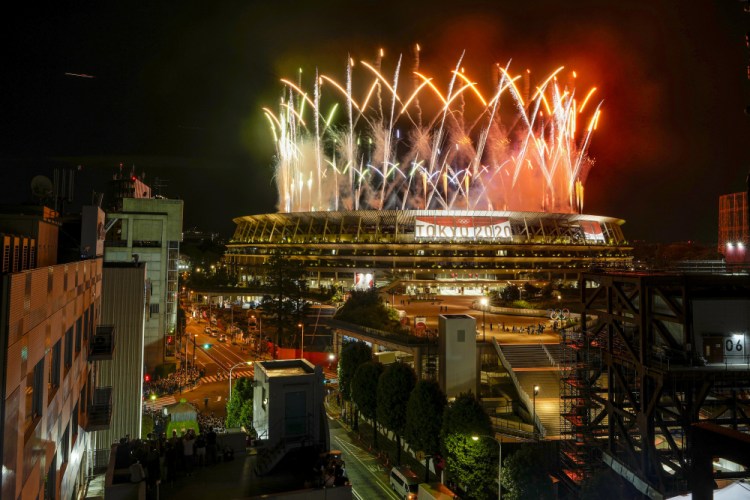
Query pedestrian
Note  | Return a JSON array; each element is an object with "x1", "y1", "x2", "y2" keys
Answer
[
  {"x1": 183, "y1": 430, "x2": 196, "y2": 476},
  {"x1": 206, "y1": 428, "x2": 217, "y2": 465},
  {"x1": 195, "y1": 433, "x2": 207, "y2": 467}
]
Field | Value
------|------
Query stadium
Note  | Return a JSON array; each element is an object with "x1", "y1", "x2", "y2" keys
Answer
[
  {"x1": 226, "y1": 52, "x2": 632, "y2": 292},
  {"x1": 225, "y1": 209, "x2": 632, "y2": 292}
]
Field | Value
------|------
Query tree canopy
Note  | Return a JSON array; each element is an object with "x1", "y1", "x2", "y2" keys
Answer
[
  {"x1": 351, "y1": 361, "x2": 384, "y2": 446},
  {"x1": 500, "y1": 445, "x2": 554, "y2": 500},
  {"x1": 226, "y1": 377, "x2": 254, "y2": 435},
  {"x1": 335, "y1": 289, "x2": 403, "y2": 331},
  {"x1": 441, "y1": 392, "x2": 496, "y2": 500},
  {"x1": 259, "y1": 251, "x2": 308, "y2": 347},
  {"x1": 405, "y1": 380, "x2": 447, "y2": 482},
  {"x1": 377, "y1": 362, "x2": 416, "y2": 465}
]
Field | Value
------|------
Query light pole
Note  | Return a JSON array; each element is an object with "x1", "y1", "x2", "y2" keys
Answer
[
  {"x1": 298, "y1": 323, "x2": 305, "y2": 359},
  {"x1": 533, "y1": 385, "x2": 540, "y2": 440},
  {"x1": 229, "y1": 361, "x2": 253, "y2": 400},
  {"x1": 192, "y1": 334, "x2": 198, "y2": 369},
  {"x1": 480, "y1": 297, "x2": 488, "y2": 341},
  {"x1": 472, "y1": 434, "x2": 502, "y2": 499}
]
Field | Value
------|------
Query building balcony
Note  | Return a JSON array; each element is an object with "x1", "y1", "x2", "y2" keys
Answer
[
  {"x1": 84, "y1": 386, "x2": 113, "y2": 431},
  {"x1": 89, "y1": 325, "x2": 115, "y2": 360}
]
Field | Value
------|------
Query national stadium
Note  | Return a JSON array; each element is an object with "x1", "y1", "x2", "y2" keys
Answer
[{"x1": 225, "y1": 51, "x2": 633, "y2": 291}]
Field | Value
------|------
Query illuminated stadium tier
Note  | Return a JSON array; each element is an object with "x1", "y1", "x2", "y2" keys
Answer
[{"x1": 226, "y1": 210, "x2": 632, "y2": 290}]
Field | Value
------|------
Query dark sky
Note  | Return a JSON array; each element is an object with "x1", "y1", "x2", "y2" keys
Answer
[{"x1": 2, "y1": 1, "x2": 749, "y2": 242}]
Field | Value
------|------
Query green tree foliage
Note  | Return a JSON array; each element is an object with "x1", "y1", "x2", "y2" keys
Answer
[
  {"x1": 440, "y1": 392, "x2": 495, "y2": 500},
  {"x1": 260, "y1": 251, "x2": 308, "y2": 347},
  {"x1": 405, "y1": 380, "x2": 447, "y2": 482},
  {"x1": 501, "y1": 284, "x2": 521, "y2": 303},
  {"x1": 335, "y1": 289, "x2": 402, "y2": 331},
  {"x1": 351, "y1": 361, "x2": 384, "y2": 447},
  {"x1": 226, "y1": 378, "x2": 255, "y2": 434},
  {"x1": 377, "y1": 362, "x2": 416, "y2": 465},
  {"x1": 338, "y1": 341, "x2": 373, "y2": 429},
  {"x1": 499, "y1": 446, "x2": 554, "y2": 500}
]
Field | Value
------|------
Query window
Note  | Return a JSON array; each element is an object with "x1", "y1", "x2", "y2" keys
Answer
[
  {"x1": 64, "y1": 327, "x2": 73, "y2": 370},
  {"x1": 61, "y1": 424, "x2": 70, "y2": 464},
  {"x1": 150, "y1": 303, "x2": 159, "y2": 317},
  {"x1": 49, "y1": 340, "x2": 61, "y2": 393},
  {"x1": 72, "y1": 401, "x2": 79, "y2": 444},
  {"x1": 75, "y1": 318, "x2": 82, "y2": 355},
  {"x1": 26, "y1": 359, "x2": 44, "y2": 424}
]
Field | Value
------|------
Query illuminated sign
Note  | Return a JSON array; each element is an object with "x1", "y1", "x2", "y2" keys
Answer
[
  {"x1": 579, "y1": 220, "x2": 605, "y2": 242},
  {"x1": 415, "y1": 216, "x2": 512, "y2": 240},
  {"x1": 354, "y1": 272, "x2": 374, "y2": 290}
]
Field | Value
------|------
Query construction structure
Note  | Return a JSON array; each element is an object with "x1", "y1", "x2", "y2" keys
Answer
[{"x1": 560, "y1": 272, "x2": 750, "y2": 498}]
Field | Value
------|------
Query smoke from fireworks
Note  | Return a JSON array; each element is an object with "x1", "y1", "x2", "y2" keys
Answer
[{"x1": 264, "y1": 47, "x2": 602, "y2": 214}]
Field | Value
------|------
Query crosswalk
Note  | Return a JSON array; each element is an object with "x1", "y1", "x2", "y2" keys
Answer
[
  {"x1": 200, "y1": 369, "x2": 254, "y2": 384},
  {"x1": 143, "y1": 395, "x2": 176, "y2": 411}
]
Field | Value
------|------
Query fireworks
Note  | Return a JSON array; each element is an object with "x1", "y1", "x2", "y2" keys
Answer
[{"x1": 264, "y1": 47, "x2": 603, "y2": 214}]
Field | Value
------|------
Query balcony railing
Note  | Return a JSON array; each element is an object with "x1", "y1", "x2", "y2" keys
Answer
[
  {"x1": 84, "y1": 386, "x2": 113, "y2": 431},
  {"x1": 89, "y1": 325, "x2": 115, "y2": 360}
]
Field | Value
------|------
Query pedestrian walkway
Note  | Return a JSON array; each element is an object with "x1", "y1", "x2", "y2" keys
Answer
[
  {"x1": 201, "y1": 369, "x2": 254, "y2": 384},
  {"x1": 143, "y1": 395, "x2": 176, "y2": 411}
]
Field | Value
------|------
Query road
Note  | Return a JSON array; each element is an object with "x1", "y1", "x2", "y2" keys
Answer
[
  {"x1": 329, "y1": 419, "x2": 400, "y2": 500},
  {"x1": 184, "y1": 316, "x2": 260, "y2": 375}
]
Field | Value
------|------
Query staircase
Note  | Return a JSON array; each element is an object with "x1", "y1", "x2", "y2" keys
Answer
[{"x1": 498, "y1": 343, "x2": 563, "y2": 437}]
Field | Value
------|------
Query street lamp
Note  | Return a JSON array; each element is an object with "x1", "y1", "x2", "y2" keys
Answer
[
  {"x1": 192, "y1": 334, "x2": 198, "y2": 368},
  {"x1": 533, "y1": 385, "x2": 540, "y2": 440},
  {"x1": 472, "y1": 434, "x2": 502, "y2": 499},
  {"x1": 298, "y1": 323, "x2": 305, "y2": 359},
  {"x1": 229, "y1": 361, "x2": 253, "y2": 400},
  {"x1": 480, "y1": 297, "x2": 488, "y2": 341}
]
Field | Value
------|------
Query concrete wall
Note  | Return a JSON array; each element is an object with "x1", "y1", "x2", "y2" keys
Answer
[{"x1": 438, "y1": 314, "x2": 477, "y2": 399}]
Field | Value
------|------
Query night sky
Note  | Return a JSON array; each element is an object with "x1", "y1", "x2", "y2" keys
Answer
[{"x1": 2, "y1": 1, "x2": 749, "y2": 243}]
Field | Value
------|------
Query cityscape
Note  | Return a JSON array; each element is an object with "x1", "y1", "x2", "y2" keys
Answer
[{"x1": 2, "y1": 2, "x2": 750, "y2": 500}]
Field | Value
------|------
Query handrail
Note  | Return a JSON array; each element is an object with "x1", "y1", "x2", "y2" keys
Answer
[
  {"x1": 540, "y1": 342, "x2": 561, "y2": 372},
  {"x1": 492, "y1": 338, "x2": 546, "y2": 438}
]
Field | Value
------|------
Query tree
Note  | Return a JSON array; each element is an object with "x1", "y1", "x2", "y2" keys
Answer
[
  {"x1": 226, "y1": 378, "x2": 254, "y2": 434},
  {"x1": 335, "y1": 288, "x2": 403, "y2": 332},
  {"x1": 260, "y1": 251, "x2": 308, "y2": 348},
  {"x1": 501, "y1": 284, "x2": 521, "y2": 303},
  {"x1": 404, "y1": 380, "x2": 447, "y2": 482},
  {"x1": 338, "y1": 341, "x2": 372, "y2": 429},
  {"x1": 441, "y1": 392, "x2": 495, "y2": 500},
  {"x1": 377, "y1": 362, "x2": 416, "y2": 465},
  {"x1": 499, "y1": 446, "x2": 554, "y2": 500},
  {"x1": 351, "y1": 361, "x2": 384, "y2": 447}
]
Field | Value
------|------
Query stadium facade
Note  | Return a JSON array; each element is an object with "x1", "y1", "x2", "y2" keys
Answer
[{"x1": 225, "y1": 209, "x2": 632, "y2": 293}]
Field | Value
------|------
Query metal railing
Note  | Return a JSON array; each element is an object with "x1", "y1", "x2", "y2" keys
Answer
[{"x1": 492, "y1": 338, "x2": 546, "y2": 438}]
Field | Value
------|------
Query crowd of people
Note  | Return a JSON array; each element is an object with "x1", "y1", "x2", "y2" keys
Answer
[
  {"x1": 197, "y1": 411, "x2": 226, "y2": 433},
  {"x1": 115, "y1": 423, "x2": 235, "y2": 499},
  {"x1": 143, "y1": 367, "x2": 202, "y2": 397}
]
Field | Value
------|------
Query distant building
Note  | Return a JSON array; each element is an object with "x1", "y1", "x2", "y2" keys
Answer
[
  {"x1": 104, "y1": 197, "x2": 183, "y2": 372},
  {"x1": 0, "y1": 205, "x2": 113, "y2": 500},
  {"x1": 718, "y1": 191, "x2": 749, "y2": 268},
  {"x1": 0, "y1": 205, "x2": 60, "y2": 267}
]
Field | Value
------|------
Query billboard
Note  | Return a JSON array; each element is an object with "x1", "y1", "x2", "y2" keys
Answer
[
  {"x1": 579, "y1": 220, "x2": 606, "y2": 242},
  {"x1": 354, "y1": 272, "x2": 374, "y2": 290},
  {"x1": 415, "y1": 216, "x2": 512, "y2": 240}
]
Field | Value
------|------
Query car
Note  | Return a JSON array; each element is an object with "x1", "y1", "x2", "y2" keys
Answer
[
  {"x1": 210, "y1": 328, "x2": 219, "y2": 337},
  {"x1": 218, "y1": 334, "x2": 227, "y2": 342},
  {"x1": 390, "y1": 466, "x2": 419, "y2": 499},
  {"x1": 204, "y1": 327, "x2": 211, "y2": 334}
]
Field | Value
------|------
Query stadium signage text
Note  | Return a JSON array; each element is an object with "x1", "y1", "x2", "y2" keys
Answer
[{"x1": 415, "y1": 216, "x2": 512, "y2": 240}]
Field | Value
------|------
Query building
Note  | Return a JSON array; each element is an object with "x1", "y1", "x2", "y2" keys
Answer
[
  {"x1": 0, "y1": 206, "x2": 113, "y2": 500},
  {"x1": 226, "y1": 210, "x2": 632, "y2": 293},
  {"x1": 104, "y1": 196, "x2": 183, "y2": 373},
  {"x1": 0, "y1": 205, "x2": 60, "y2": 268},
  {"x1": 253, "y1": 359, "x2": 329, "y2": 475},
  {"x1": 718, "y1": 190, "x2": 749, "y2": 269},
  {"x1": 438, "y1": 314, "x2": 478, "y2": 399},
  {"x1": 93, "y1": 261, "x2": 147, "y2": 452}
]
